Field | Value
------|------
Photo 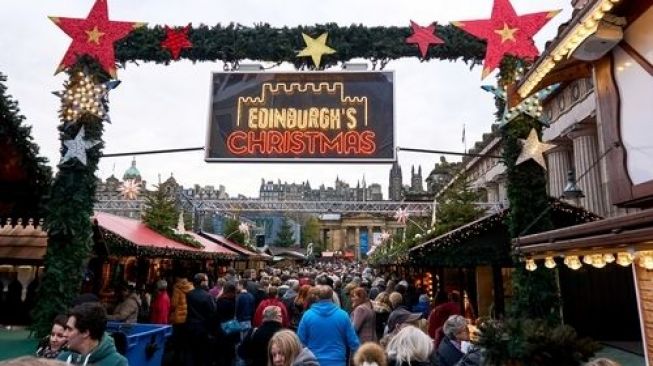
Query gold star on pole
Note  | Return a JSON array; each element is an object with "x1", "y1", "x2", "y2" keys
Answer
[
  {"x1": 297, "y1": 32, "x2": 336, "y2": 67},
  {"x1": 494, "y1": 23, "x2": 518, "y2": 43},
  {"x1": 515, "y1": 128, "x2": 556, "y2": 170},
  {"x1": 85, "y1": 26, "x2": 105, "y2": 45}
]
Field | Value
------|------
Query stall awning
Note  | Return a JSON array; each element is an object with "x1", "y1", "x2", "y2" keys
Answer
[
  {"x1": 199, "y1": 231, "x2": 271, "y2": 260},
  {"x1": 94, "y1": 212, "x2": 237, "y2": 259},
  {"x1": 0, "y1": 220, "x2": 47, "y2": 264},
  {"x1": 410, "y1": 199, "x2": 600, "y2": 267},
  {"x1": 515, "y1": 208, "x2": 653, "y2": 256}
]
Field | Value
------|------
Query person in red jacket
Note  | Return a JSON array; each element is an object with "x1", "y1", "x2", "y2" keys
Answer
[
  {"x1": 253, "y1": 286, "x2": 289, "y2": 327},
  {"x1": 427, "y1": 290, "x2": 462, "y2": 347},
  {"x1": 150, "y1": 280, "x2": 171, "y2": 324}
]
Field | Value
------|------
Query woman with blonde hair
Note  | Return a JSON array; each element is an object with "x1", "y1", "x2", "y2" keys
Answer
[
  {"x1": 268, "y1": 330, "x2": 318, "y2": 366},
  {"x1": 373, "y1": 292, "x2": 392, "y2": 339},
  {"x1": 386, "y1": 325, "x2": 435, "y2": 366}
]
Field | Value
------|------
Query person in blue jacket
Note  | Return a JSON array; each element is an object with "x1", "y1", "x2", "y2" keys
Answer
[{"x1": 297, "y1": 285, "x2": 360, "y2": 366}]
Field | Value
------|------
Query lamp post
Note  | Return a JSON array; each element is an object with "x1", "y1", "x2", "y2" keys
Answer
[{"x1": 562, "y1": 169, "x2": 585, "y2": 206}]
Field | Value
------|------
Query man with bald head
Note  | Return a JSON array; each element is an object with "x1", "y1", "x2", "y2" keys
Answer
[{"x1": 298, "y1": 285, "x2": 360, "y2": 366}]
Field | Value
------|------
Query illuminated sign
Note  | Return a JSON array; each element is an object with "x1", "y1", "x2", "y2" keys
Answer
[{"x1": 205, "y1": 72, "x2": 395, "y2": 162}]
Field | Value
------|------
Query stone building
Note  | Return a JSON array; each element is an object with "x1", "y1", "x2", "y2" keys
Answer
[{"x1": 259, "y1": 176, "x2": 382, "y2": 201}]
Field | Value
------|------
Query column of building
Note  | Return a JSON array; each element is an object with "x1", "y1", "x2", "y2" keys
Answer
[
  {"x1": 545, "y1": 143, "x2": 572, "y2": 198},
  {"x1": 568, "y1": 125, "x2": 607, "y2": 216}
]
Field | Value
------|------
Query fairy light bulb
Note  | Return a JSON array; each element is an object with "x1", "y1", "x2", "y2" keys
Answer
[
  {"x1": 603, "y1": 253, "x2": 615, "y2": 263},
  {"x1": 564, "y1": 255, "x2": 582, "y2": 270},
  {"x1": 525, "y1": 259, "x2": 537, "y2": 271},
  {"x1": 638, "y1": 251, "x2": 653, "y2": 270},
  {"x1": 583, "y1": 255, "x2": 593, "y2": 265},
  {"x1": 616, "y1": 252, "x2": 633, "y2": 266},
  {"x1": 590, "y1": 254, "x2": 606, "y2": 268},
  {"x1": 544, "y1": 256, "x2": 556, "y2": 269}
]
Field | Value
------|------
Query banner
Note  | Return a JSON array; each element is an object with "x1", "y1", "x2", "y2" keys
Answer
[{"x1": 206, "y1": 72, "x2": 395, "y2": 162}]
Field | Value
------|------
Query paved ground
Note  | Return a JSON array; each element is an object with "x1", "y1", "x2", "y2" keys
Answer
[{"x1": 595, "y1": 346, "x2": 646, "y2": 366}]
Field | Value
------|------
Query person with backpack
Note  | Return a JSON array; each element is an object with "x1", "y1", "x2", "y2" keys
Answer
[{"x1": 237, "y1": 305, "x2": 284, "y2": 366}]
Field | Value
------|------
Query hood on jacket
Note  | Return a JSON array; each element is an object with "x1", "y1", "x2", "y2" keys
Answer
[
  {"x1": 310, "y1": 300, "x2": 339, "y2": 317},
  {"x1": 292, "y1": 347, "x2": 319, "y2": 366},
  {"x1": 59, "y1": 333, "x2": 125, "y2": 366},
  {"x1": 175, "y1": 278, "x2": 194, "y2": 293}
]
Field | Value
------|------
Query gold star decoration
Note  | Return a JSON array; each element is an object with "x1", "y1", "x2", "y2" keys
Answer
[
  {"x1": 494, "y1": 23, "x2": 518, "y2": 43},
  {"x1": 85, "y1": 26, "x2": 105, "y2": 45},
  {"x1": 515, "y1": 129, "x2": 556, "y2": 170},
  {"x1": 297, "y1": 32, "x2": 336, "y2": 67}
]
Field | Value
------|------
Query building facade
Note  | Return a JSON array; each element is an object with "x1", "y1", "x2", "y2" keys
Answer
[{"x1": 259, "y1": 176, "x2": 383, "y2": 201}]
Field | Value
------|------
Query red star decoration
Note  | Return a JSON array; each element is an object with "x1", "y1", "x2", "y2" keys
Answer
[
  {"x1": 161, "y1": 24, "x2": 193, "y2": 60},
  {"x1": 49, "y1": 0, "x2": 145, "y2": 77},
  {"x1": 405, "y1": 21, "x2": 444, "y2": 58},
  {"x1": 452, "y1": 0, "x2": 560, "y2": 79}
]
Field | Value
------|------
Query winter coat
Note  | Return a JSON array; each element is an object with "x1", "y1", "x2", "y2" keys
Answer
[
  {"x1": 185, "y1": 287, "x2": 217, "y2": 336},
  {"x1": 150, "y1": 290, "x2": 170, "y2": 324},
  {"x1": 58, "y1": 333, "x2": 127, "y2": 366},
  {"x1": 107, "y1": 293, "x2": 140, "y2": 323},
  {"x1": 428, "y1": 301, "x2": 462, "y2": 339},
  {"x1": 350, "y1": 301, "x2": 377, "y2": 343},
  {"x1": 437, "y1": 336, "x2": 464, "y2": 366},
  {"x1": 253, "y1": 298, "x2": 289, "y2": 327},
  {"x1": 373, "y1": 300, "x2": 391, "y2": 339},
  {"x1": 235, "y1": 291, "x2": 256, "y2": 322},
  {"x1": 292, "y1": 347, "x2": 320, "y2": 366},
  {"x1": 298, "y1": 300, "x2": 360, "y2": 366},
  {"x1": 170, "y1": 278, "x2": 194, "y2": 324},
  {"x1": 237, "y1": 320, "x2": 283, "y2": 366}
]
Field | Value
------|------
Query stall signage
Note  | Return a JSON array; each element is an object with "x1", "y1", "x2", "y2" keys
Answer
[{"x1": 206, "y1": 72, "x2": 395, "y2": 162}]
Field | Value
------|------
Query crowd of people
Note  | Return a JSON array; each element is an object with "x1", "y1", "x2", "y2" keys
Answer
[{"x1": 22, "y1": 261, "x2": 623, "y2": 366}]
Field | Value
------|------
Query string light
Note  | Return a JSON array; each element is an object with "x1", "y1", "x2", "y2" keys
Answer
[
  {"x1": 564, "y1": 255, "x2": 582, "y2": 270},
  {"x1": 603, "y1": 253, "x2": 615, "y2": 263},
  {"x1": 525, "y1": 259, "x2": 537, "y2": 271},
  {"x1": 589, "y1": 254, "x2": 607, "y2": 268},
  {"x1": 544, "y1": 256, "x2": 557, "y2": 269},
  {"x1": 638, "y1": 251, "x2": 653, "y2": 270},
  {"x1": 616, "y1": 252, "x2": 633, "y2": 266},
  {"x1": 518, "y1": 0, "x2": 622, "y2": 98}
]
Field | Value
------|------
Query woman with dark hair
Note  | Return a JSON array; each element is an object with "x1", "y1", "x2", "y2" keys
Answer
[
  {"x1": 36, "y1": 314, "x2": 68, "y2": 359},
  {"x1": 350, "y1": 287, "x2": 377, "y2": 343},
  {"x1": 215, "y1": 282, "x2": 239, "y2": 366}
]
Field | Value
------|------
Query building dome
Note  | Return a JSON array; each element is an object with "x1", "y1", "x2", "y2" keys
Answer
[{"x1": 122, "y1": 158, "x2": 141, "y2": 181}]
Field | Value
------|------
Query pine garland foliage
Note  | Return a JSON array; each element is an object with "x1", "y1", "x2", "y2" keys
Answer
[
  {"x1": 502, "y1": 113, "x2": 560, "y2": 322},
  {"x1": 478, "y1": 317, "x2": 600, "y2": 366},
  {"x1": 31, "y1": 59, "x2": 107, "y2": 337},
  {"x1": 115, "y1": 23, "x2": 485, "y2": 68},
  {"x1": 0, "y1": 72, "x2": 52, "y2": 220}
]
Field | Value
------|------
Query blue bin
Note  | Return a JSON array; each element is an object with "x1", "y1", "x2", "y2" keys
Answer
[{"x1": 106, "y1": 322, "x2": 172, "y2": 366}]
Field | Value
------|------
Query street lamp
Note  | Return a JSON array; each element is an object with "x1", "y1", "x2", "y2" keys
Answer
[{"x1": 563, "y1": 169, "x2": 584, "y2": 204}]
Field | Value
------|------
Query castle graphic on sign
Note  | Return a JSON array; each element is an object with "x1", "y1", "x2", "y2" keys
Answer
[{"x1": 236, "y1": 82, "x2": 368, "y2": 128}]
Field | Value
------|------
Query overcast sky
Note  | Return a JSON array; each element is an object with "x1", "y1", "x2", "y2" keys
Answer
[{"x1": 0, "y1": 0, "x2": 571, "y2": 198}]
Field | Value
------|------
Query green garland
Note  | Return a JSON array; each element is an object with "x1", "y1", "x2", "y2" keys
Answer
[
  {"x1": 116, "y1": 23, "x2": 485, "y2": 68},
  {"x1": 502, "y1": 113, "x2": 560, "y2": 322},
  {"x1": 101, "y1": 229, "x2": 233, "y2": 260},
  {"x1": 32, "y1": 59, "x2": 107, "y2": 337},
  {"x1": 0, "y1": 72, "x2": 52, "y2": 220}
]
